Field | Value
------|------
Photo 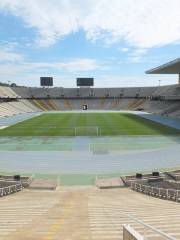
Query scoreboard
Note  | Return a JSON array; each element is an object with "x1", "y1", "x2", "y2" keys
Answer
[
  {"x1": 40, "y1": 77, "x2": 53, "y2": 87},
  {"x1": 77, "y1": 78, "x2": 94, "y2": 87}
]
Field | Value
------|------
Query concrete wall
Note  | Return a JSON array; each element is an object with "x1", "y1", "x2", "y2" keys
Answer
[{"x1": 123, "y1": 225, "x2": 144, "y2": 240}]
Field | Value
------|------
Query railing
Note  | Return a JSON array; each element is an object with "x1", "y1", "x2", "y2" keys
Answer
[
  {"x1": 126, "y1": 214, "x2": 176, "y2": 240},
  {"x1": 0, "y1": 183, "x2": 23, "y2": 197},
  {"x1": 131, "y1": 182, "x2": 180, "y2": 202},
  {"x1": 21, "y1": 174, "x2": 34, "y2": 187}
]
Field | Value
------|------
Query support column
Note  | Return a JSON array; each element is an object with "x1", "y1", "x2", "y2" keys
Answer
[{"x1": 179, "y1": 73, "x2": 180, "y2": 84}]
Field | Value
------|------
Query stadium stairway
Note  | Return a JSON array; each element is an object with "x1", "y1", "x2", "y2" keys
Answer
[
  {"x1": 132, "y1": 98, "x2": 146, "y2": 109},
  {"x1": 127, "y1": 99, "x2": 146, "y2": 110},
  {"x1": 2, "y1": 187, "x2": 180, "y2": 240},
  {"x1": 47, "y1": 99, "x2": 59, "y2": 110},
  {"x1": 38, "y1": 100, "x2": 52, "y2": 111},
  {"x1": 64, "y1": 99, "x2": 73, "y2": 110},
  {"x1": 30, "y1": 99, "x2": 48, "y2": 111}
]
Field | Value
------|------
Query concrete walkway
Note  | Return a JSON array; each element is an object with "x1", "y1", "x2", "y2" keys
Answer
[
  {"x1": 137, "y1": 112, "x2": 180, "y2": 130},
  {"x1": 2, "y1": 187, "x2": 180, "y2": 240}
]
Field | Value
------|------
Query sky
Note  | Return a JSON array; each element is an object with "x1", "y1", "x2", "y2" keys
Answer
[{"x1": 0, "y1": 0, "x2": 180, "y2": 88}]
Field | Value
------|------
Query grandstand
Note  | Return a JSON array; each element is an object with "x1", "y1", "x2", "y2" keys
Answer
[
  {"x1": 0, "y1": 84, "x2": 179, "y2": 118},
  {"x1": 0, "y1": 58, "x2": 180, "y2": 119}
]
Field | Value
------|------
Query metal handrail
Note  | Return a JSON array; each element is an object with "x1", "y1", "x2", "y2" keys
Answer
[
  {"x1": 128, "y1": 214, "x2": 176, "y2": 240},
  {"x1": 131, "y1": 182, "x2": 180, "y2": 200},
  {"x1": 26, "y1": 174, "x2": 34, "y2": 184},
  {"x1": 0, "y1": 183, "x2": 22, "y2": 196},
  {"x1": 0, "y1": 184, "x2": 19, "y2": 190}
]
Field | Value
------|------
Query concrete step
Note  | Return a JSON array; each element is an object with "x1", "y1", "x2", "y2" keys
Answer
[{"x1": 0, "y1": 188, "x2": 180, "y2": 239}]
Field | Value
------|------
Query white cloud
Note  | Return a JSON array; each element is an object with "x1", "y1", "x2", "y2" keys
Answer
[
  {"x1": 0, "y1": 45, "x2": 24, "y2": 62},
  {"x1": 0, "y1": 58, "x2": 103, "y2": 80},
  {"x1": 57, "y1": 58, "x2": 101, "y2": 72},
  {"x1": 0, "y1": 0, "x2": 180, "y2": 48},
  {"x1": 120, "y1": 48, "x2": 129, "y2": 53},
  {"x1": 128, "y1": 49, "x2": 148, "y2": 63}
]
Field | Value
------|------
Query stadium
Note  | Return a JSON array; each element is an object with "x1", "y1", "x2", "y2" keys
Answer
[
  {"x1": 0, "y1": 1, "x2": 180, "y2": 239},
  {"x1": 0, "y1": 58, "x2": 179, "y2": 239},
  {"x1": 0, "y1": 67, "x2": 180, "y2": 179}
]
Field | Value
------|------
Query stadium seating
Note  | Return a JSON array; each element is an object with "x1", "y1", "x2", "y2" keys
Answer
[
  {"x1": 0, "y1": 100, "x2": 41, "y2": 117},
  {"x1": 0, "y1": 86, "x2": 19, "y2": 98},
  {"x1": 0, "y1": 85, "x2": 179, "y2": 118},
  {"x1": 1, "y1": 187, "x2": 180, "y2": 239},
  {"x1": 0, "y1": 87, "x2": 41, "y2": 117},
  {"x1": 12, "y1": 86, "x2": 158, "y2": 98}
]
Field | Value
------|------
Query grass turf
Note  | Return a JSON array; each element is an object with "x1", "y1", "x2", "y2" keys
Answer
[{"x1": 0, "y1": 112, "x2": 179, "y2": 136}]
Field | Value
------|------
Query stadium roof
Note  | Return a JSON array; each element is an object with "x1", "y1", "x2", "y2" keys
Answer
[{"x1": 146, "y1": 58, "x2": 180, "y2": 74}]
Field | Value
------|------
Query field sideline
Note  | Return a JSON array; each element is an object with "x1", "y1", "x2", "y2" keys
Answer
[{"x1": 0, "y1": 112, "x2": 179, "y2": 136}]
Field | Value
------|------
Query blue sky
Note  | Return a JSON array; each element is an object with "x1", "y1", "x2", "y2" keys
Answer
[{"x1": 0, "y1": 0, "x2": 180, "y2": 87}]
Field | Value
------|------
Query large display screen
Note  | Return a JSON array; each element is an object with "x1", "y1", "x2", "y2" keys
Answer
[
  {"x1": 40, "y1": 77, "x2": 53, "y2": 87},
  {"x1": 77, "y1": 78, "x2": 94, "y2": 87}
]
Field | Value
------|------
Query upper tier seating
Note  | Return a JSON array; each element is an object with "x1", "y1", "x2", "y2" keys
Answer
[
  {"x1": 0, "y1": 86, "x2": 19, "y2": 98},
  {"x1": 11, "y1": 86, "x2": 159, "y2": 98}
]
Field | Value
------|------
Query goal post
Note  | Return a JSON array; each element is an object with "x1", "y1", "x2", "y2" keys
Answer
[{"x1": 74, "y1": 126, "x2": 99, "y2": 136}]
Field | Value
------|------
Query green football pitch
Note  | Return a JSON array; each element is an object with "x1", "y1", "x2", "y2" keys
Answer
[{"x1": 0, "y1": 112, "x2": 179, "y2": 136}]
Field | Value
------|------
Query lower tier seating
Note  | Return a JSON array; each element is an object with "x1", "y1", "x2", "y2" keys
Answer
[{"x1": 0, "y1": 98, "x2": 179, "y2": 119}]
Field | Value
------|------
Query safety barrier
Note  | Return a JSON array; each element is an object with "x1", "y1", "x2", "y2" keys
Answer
[
  {"x1": 131, "y1": 182, "x2": 180, "y2": 202},
  {"x1": 124, "y1": 215, "x2": 176, "y2": 240},
  {"x1": 0, "y1": 183, "x2": 23, "y2": 197}
]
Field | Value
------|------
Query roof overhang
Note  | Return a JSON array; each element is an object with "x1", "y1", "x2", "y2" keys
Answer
[{"x1": 146, "y1": 58, "x2": 180, "y2": 74}]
